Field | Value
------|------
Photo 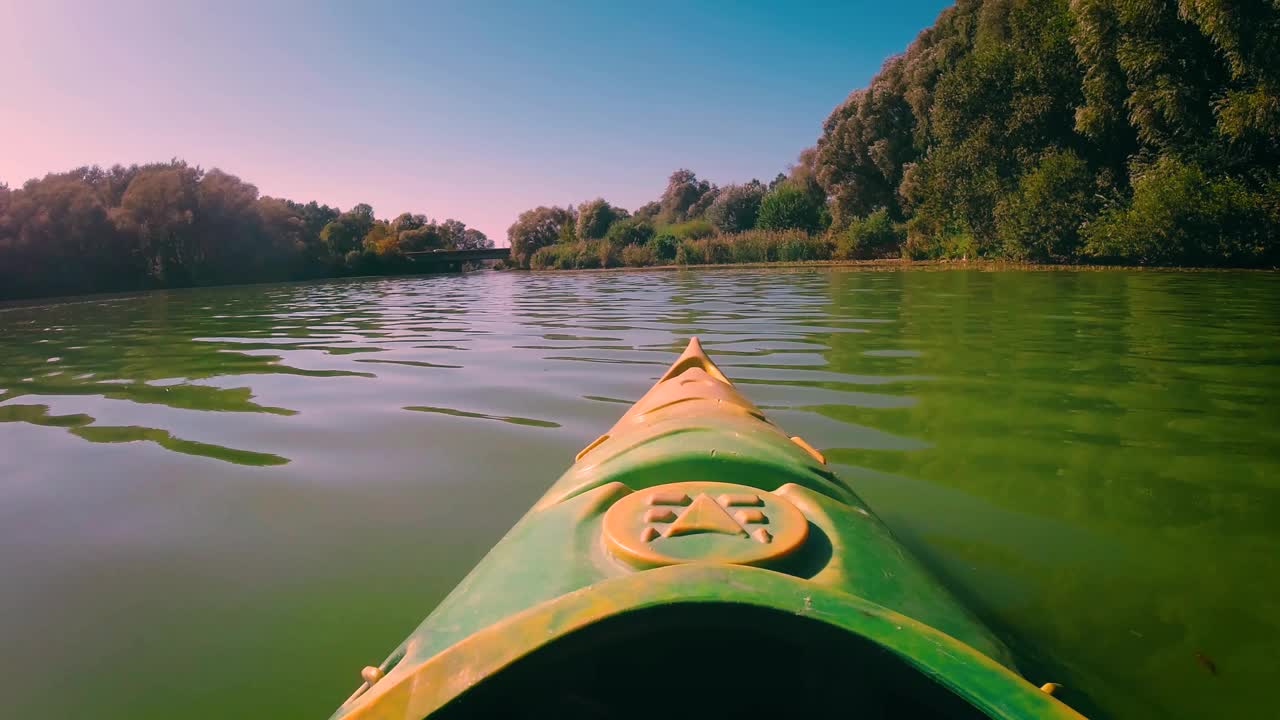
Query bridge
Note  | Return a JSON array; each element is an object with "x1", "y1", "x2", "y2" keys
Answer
[{"x1": 403, "y1": 247, "x2": 510, "y2": 271}]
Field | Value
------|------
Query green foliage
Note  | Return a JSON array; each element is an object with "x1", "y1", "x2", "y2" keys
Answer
[
  {"x1": 1082, "y1": 157, "x2": 1279, "y2": 265},
  {"x1": 575, "y1": 198, "x2": 623, "y2": 240},
  {"x1": 620, "y1": 244, "x2": 656, "y2": 267},
  {"x1": 835, "y1": 208, "x2": 906, "y2": 259},
  {"x1": 507, "y1": 205, "x2": 574, "y2": 268},
  {"x1": 662, "y1": 218, "x2": 715, "y2": 240},
  {"x1": 757, "y1": 181, "x2": 825, "y2": 233},
  {"x1": 674, "y1": 239, "x2": 704, "y2": 265},
  {"x1": 649, "y1": 233, "x2": 678, "y2": 262},
  {"x1": 658, "y1": 169, "x2": 714, "y2": 224},
  {"x1": 527, "y1": 240, "x2": 622, "y2": 270},
  {"x1": 604, "y1": 217, "x2": 655, "y2": 246},
  {"x1": 705, "y1": 183, "x2": 766, "y2": 234},
  {"x1": 669, "y1": 230, "x2": 829, "y2": 266},
  {"x1": 902, "y1": 217, "x2": 977, "y2": 260},
  {"x1": 0, "y1": 161, "x2": 491, "y2": 299},
  {"x1": 994, "y1": 150, "x2": 1098, "y2": 262},
  {"x1": 809, "y1": 0, "x2": 1279, "y2": 266},
  {"x1": 321, "y1": 203, "x2": 375, "y2": 258}
]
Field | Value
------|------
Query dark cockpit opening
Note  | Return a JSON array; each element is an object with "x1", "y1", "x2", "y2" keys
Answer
[{"x1": 432, "y1": 603, "x2": 992, "y2": 719}]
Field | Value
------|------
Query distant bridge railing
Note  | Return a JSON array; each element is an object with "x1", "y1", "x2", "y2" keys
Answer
[{"x1": 403, "y1": 247, "x2": 510, "y2": 264}]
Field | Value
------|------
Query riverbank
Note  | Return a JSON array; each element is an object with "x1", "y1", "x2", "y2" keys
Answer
[{"x1": 519, "y1": 257, "x2": 1279, "y2": 274}]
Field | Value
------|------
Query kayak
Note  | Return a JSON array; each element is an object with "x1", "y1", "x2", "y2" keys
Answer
[{"x1": 329, "y1": 338, "x2": 1083, "y2": 719}]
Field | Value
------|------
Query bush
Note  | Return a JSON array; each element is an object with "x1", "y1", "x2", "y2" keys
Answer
[
  {"x1": 531, "y1": 230, "x2": 830, "y2": 268},
  {"x1": 527, "y1": 240, "x2": 618, "y2": 269},
  {"x1": 836, "y1": 208, "x2": 906, "y2": 259},
  {"x1": 649, "y1": 233, "x2": 678, "y2": 262},
  {"x1": 994, "y1": 149, "x2": 1096, "y2": 262},
  {"x1": 705, "y1": 183, "x2": 766, "y2": 233},
  {"x1": 528, "y1": 244, "x2": 566, "y2": 270},
  {"x1": 675, "y1": 239, "x2": 704, "y2": 265},
  {"x1": 1082, "y1": 157, "x2": 1279, "y2": 266},
  {"x1": 757, "y1": 181, "x2": 824, "y2": 233},
  {"x1": 574, "y1": 241, "x2": 602, "y2": 269},
  {"x1": 901, "y1": 217, "x2": 974, "y2": 260},
  {"x1": 575, "y1": 198, "x2": 623, "y2": 240},
  {"x1": 597, "y1": 240, "x2": 621, "y2": 268},
  {"x1": 673, "y1": 230, "x2": 829, "y2": 264},
  {"x1": 776, "y1": 233, "x2": 832, "y2": 261},
  {"x1": 663, "y1": 219, "x2": 716, "y2": 240},
  {"x1": 620, "y1": 244, "x2": 656, "y2": 266},
  {"x1": 605, "y1": 217, "x2": 655, "y2": 246},
  {"x1": 508, "y1": 205, "x2": 574, "y2": 268}
]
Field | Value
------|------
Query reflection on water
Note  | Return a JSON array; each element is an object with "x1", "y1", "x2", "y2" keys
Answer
[
  {"x1": 403, "y1": 405, "x2": 562, "y2": 428},
  {"x1": 1, "y1": 269, "x2": 1278, "y2": 720}
]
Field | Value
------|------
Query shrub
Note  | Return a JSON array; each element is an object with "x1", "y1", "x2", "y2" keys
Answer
[
  {"x1": 757, "y1": 181, "x2": 824, "y2": 233},
  {"x1": 776, "y1": 233, "x2": 832, "y2": 261},
  {"x1": 688, "y1": 229, "x2": 830, "y2": 264},
  {"x1": 901, "y1": 216, "x2": 973, "y2": 260},
  {"x1": 597, "y1": 240, "x2": 621, "y2": 268},
  {"x1": 649, "y1": 233, "x2": 678, "y2": 262},
  {"x1": 836, "y1": 208, "x2": 906, "y2": 259},
  {"x1": 620, "y1": 244, "x2": 656, "y2": 266},
  {"x1": 705, "y1": 183, "x2": 766, "y2": 233},
  {"x1": 528, "y1": 243, "x2": 567, "y2": 270},
  {"x1": 994, "y1": 149, "x2": 1096, "y2": 262},
  {"x1": 1082, "y1": 157, "x2": 1279, "y2": 266},
  {"x1": 703, "y1": 236, "x2": 733, "y2": 264},
  {"x1": 528, "y1": 241, "x2": 612, "y2": 270},
  {"x1": 574, "y1": 241, "x2": 602, "y2": 269},
  {"x1": 675, "y1": 239, "x2": 704, "y2": 265},
  {"x1": 605, "y1": 217, "x2": 655, "y2": 246},
  {"x1": 663, "y1": 219, "x2": 716, "y2": 240},
  {"x1": 575, "y1": 198, "x2": 623, "y2": 240},
  {"x1": 508, "y1": 205, "x2": 574, "y2": 268}
]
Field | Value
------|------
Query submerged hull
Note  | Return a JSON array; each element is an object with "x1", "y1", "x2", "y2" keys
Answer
[{"x1": 329, "y1": 338, "x2": 1083, "y2": 719}]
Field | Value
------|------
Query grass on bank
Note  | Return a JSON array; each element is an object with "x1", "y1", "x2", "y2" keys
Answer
[{"x1": 529, "y1": 229, "x2": 840, "y2": 270}]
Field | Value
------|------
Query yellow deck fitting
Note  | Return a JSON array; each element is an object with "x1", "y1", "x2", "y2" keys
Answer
[
  {"x1": 790, "y1": 435, "x2": 826, "y2": 464},
  {"x1": 602, "y1": 481, "x2": 808, "y2": 567}
]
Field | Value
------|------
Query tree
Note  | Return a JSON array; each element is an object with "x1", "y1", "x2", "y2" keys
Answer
[
  {"x1": 757, "y1": 181, "x2": 824, "y2": 233},
  {"x1": 994, "y1": 149, "x2": 1097, "y2": 262},
  {"x1": 193, "y1": 169, "x2": 265, "y2": 282},
  {"x1": 507, "y1": 205, "x2": 574, "y2": 267},
  {"x1": 0, "y1": 162, "x2": 491, "y2": 300},
  {"x1": 658, "y1": 169, "x2": 714, "y2": 223},
  {"x1": 1083, "y1": 156, "x2": 1279, "y2": 265},
  {"x1": 575, "y1": 198, "x2": 623, "y2": 240},
  {"x1": 391, "y1": 212, "x2": 427, "y2": 234},
  {"x1": 604, "y1": 217, "x2": 655, "y2": 246},
  {"x1": 320, "y1": 203, "x2": 374, "y2": 257},
  {"x1": 398, "y1": 224, "x2": 446, "y2": 251},
  {"x1": 633, "y1": 201, "x2": 661, "y2": 220},
  {"x1": 257, "y1": 197, "x2": 306, "y2": 257},
  {"x1": 705, "y1": 183, "x2": 765, "y2": 234},
  {"x1": 363, "y1": 220, "x2": 401, "y2": 256},
  {"x1": 110, "y1": 163, "x2": 201, "y2": 284},
  {"x1": 3, "y1": 170, "x2": 130, "y2": 295},
  {"x1": 456, "y1": 227, "x2": 493, "y2": 250}
]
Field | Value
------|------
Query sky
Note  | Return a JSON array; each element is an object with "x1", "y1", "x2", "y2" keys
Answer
[{"x1": 0, "y1": 0, "x2": 950, "y2": 242}]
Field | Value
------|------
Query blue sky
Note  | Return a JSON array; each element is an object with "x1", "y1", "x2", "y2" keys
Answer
[{"x1": 1, "y1": 0, "x2": 951, "y2": 241}]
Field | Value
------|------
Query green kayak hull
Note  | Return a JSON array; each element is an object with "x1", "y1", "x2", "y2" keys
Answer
[{"x1": 329, "y1": 338, "x2": 1083, "y2": 719}]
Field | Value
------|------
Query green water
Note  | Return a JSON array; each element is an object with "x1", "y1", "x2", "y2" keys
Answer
[{"x1": 1, "y1": 268, "x2": 1276, "y2": 719}]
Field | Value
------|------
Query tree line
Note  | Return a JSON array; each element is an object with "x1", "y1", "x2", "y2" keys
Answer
[
  {"x1": 509, "y1": 0, "x2": 1279, "y2": 269},
  {"x1": 0, "y1": 161, "x2": 491, "y2": 300}
]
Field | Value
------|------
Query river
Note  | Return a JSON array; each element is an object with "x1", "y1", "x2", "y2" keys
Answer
[{"x1": 1, "y1": 267, "x2": 1277, "y2": 719}]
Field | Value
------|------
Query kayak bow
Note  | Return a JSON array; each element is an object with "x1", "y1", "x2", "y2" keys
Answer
[{"x1": 330, "y1": 338, "x2": 1083, "y2": 719}]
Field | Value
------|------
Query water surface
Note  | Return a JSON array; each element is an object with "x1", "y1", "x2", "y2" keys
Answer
[{"x1": 1, "y1": 268, "x2": 1277, "y2": 719}]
